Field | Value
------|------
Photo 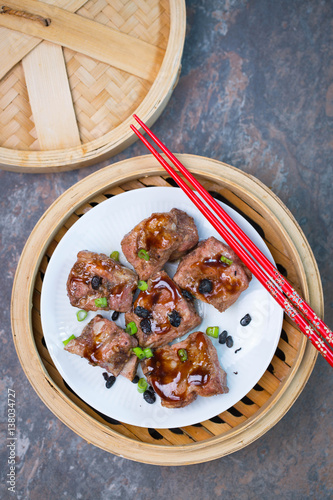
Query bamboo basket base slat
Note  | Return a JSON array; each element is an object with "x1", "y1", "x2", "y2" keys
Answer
[
  {"x1": 11, "y1": 155, "x2": 321, "y2": 464},
  {"x1": 0, "y1": 0, "x2": 185, "y2": 171}
]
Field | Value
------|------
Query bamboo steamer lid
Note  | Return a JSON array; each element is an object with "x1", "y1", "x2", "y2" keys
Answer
[
  {"x1": 11, "y1": 155, "x2": 322, "y2": 464},
  {"x1": 0, "y1": 0, "x2": 185, "y2": 172}
]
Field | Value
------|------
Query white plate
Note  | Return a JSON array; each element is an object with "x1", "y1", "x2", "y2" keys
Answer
[{"x1": 41, "y1": 187, "x2": 283, "y2": 428}]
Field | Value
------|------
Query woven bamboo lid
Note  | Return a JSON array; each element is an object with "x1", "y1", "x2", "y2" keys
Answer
[
  {"x1": 0, "y1": 0, "x2": 185, "y2": 172},
  {"x1": 11, "y1": 155, "x2": 321, "y2": 464}
]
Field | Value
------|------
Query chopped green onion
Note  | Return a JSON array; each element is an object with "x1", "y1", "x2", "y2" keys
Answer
[
  {"x1": 137, "y1": 378, "x2": 148, "y2": 393},
  {"x1": 63, "y1": 334, "x2": 75, "y2": 346},
  {"x1": 126, "y1": 321, "x2": 138, "y2": 335},
  {"x1": 177, "y1": 348, "x2": 188, "y2": 362},
  {"x1": 76, "y1": 310, "x2": 88, "y2": 322},
  {"x1": 94, "y1": 297, "x2": 108, "y2": 308},
  {"x1": 138, "y1": 248, "x2": 150, "y2": 261},
  {"x1": 206, "y1": 326, "x2": 219, "y2": 338},
  {"x1": 143, "y1": 347, "x2": 154, "y2": 358},
  {"x1": 132, "y1": 347, "x2": 145, "y2": 359},
  {"x1": 220, "y1": 255, "x2": 233, "y2": 265},
  {"x1": 110, "y1": 251, "x2": 119, "y2": 261},
  {"x1": 137, "y1": 280, "x2": 148, "y2": 291}
]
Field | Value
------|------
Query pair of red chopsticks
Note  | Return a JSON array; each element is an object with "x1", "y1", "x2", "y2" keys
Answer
[{"x1": 130, "y1": 114, "x2": 333, "y2": 367}]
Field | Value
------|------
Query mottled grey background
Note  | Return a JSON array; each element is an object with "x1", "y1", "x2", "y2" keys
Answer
[{"x1": 1, "y1": 0, "x2": 332, "y2": 499}]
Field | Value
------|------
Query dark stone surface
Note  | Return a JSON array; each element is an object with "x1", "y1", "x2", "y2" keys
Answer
[{"x1": 1, "y1": 1, "x2": 332, "y2": 498}]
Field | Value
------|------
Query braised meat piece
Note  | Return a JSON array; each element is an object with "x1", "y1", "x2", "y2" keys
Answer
[
  {"x1": 67, "y1": 250, "x2": 138, "y2": 312},
  {"x1": 142, "y1": 331, "x2": 229, "y2": 408},
  {"x1": 64, "y1": 315, "x2": 137, "y2": 376},
  {"x1": 125, "y1": 271, "x2": 201, "y2": 348},
  {"x1": 168, "y1": 209, "x2": 199, "y2": 261},
  {"x1": 121, "y1": 208, "x2": 198, "y2": 280},
  {"x1": 173, "y1": 237, "x2": 252, "y2": 313},
  {"x1": 119, "y1": 354, "x2": 139, "y2": 381}
]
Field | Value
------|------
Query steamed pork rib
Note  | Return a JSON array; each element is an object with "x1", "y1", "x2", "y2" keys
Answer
[
  {"x1": 168, "y1": 209, "x2": 199, "y2": 261},
  {"x1": 121, "y1": 208, "x2": 198, "y2": 280},
  {"x1": 119, "y1": 354, "x2": 139, "y2": 381},
  {"x1": 65, "y1": 315, "x2": 137, "y2": 376},
  {"x1": 142, "y1": 331, "x2": 229, "y2": 408},
  {"x1": 173, "y1": 237, "x2": 252, "y2": 313},
  {"x1": 67, "y1": 250, "x2": 138, "y2": 312},
  {"x1": 125, "y1": 271, "x2": 201, "y2": 348}
]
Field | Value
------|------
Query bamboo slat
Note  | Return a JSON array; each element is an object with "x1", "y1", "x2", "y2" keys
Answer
[
  {"x1": 11, "y1": 155, "x2": 322, "y2": 464},
  {"x1": 246, "y1": 387, "x2": 271, "y2": 407},
  {"x1": 282, "y1": 321, "x2": 303, "y2": 350},
  {"x1": 199, "y1": 420, "x2": 232, "y2": 435},
  {"x1": 23, "y1": 41, "x2": 81, "y2": 149},
  {"x1": 0, "y1": 27, "x2": 37, "y2": 81},
  {"x1": 182, "y1": 424, "x2": 215, "y2": 442}
]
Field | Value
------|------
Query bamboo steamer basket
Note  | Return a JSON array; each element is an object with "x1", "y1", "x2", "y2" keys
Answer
[
  {"x1": 0, "y1": 0, "x2": 185, "y2": 172},
  {"x1": 11, "y1": 155, "x2": 322, "y2": 465}
]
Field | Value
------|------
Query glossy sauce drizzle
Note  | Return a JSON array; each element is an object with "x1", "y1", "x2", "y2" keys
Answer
[
  {"x1": 134, "y1": 274, "x2": 183, "y2": 335},
  {"x1": 78, "y1": 320, "x2": 110, "y2": 365},
  {"x1": 68, "y1": 254, "x2": 126, "y2": 301},
  {"x1": 142, "y1": 214, "x2": 176, "y2": 251},
  {"x1": 145, "y1": 332, "x2": 211, "y2": 402},
  {"x1": 86, "y1": 335, "x2": 127, "y2": 367},
  {"x1": 85, "y1": 335, "x2": 105, "y2": 365},
  {"x1": 69, "y1": 261, "x2": 97, "y2": 289},
  {"x1": 189, "y1": 254, "x2": 242, "y2": 298},
  {"x1": 80, "y1": 319, "x2": 128, "y2": 366}
]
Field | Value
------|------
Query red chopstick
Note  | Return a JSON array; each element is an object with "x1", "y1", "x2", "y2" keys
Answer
[
  {"x1": 133, "y1": 115, "x2": 332, "y2": 348},
  {"x1": 130, "y1": 115, "x2": 333, "y2": 367}
]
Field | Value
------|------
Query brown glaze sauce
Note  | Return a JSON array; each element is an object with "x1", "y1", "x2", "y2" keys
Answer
[
  {"x1": 86, "y1": 337, "x2": 105, "y2": 365},
  {"x1": 68, "y1": 261, "x2": 94, "y2": 289},
  {"x1": 109, "y1": 283, "x2": 127, "y2": 300},
  {"x1": 84, "y1": 329, "x2": 129, "y2": 365},
  {"x1": 145, "y1": 332, "x2": 211, "y2": 402},
  {"x1": 189, "y1": 254, "x2": 242, "y2": 298},
  {"x1": 69, "y1": 317, "x2": 130, "y2": 368},
  {"x1": 68, "y1": 256, "x2": 126, "y2": 302},
  {"x1": 69, "y1": 256, "x2": 108, "y2": 288},
  {"x1": 142, "y1": 214, "x2": 176, "y2": 251},
  {"x1": 134, "y1": 274, "x2": 183, "y2": 335},
  {"x1": 85, "y1": 335, "x2": 126, "y2": 367},
  {"x1": 78, "y1": 325, "x2": 109, "y2": 365}
]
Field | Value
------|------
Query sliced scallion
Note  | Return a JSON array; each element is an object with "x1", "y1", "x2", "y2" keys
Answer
[
  {"x1": 110, "y1": 251, "x2": 119, "y2": 261},
  {"x1": 206, "y1": 326, "x2": 219, "y2": 338},
  {"x1": 126, "y1": 321, "x2": 138, "y2": 335},
  {"x1": 177, "y1": 348, "x2": 188, "y2": 362},
  {"x1": 76, "y1": 310, "x2": 88, "y2": 322},
  {"x1": 137, "y1": 280, "x2": 148, "y2": 291},
  {"x1": 137, "y1": 378, "x2": 148, "y2": 393},
  {"x1": 63, "y1": 334, "x2": 75, "y2": 346},
  {"x1": 94, "y1": 297, "x2": 108, "y2": 308},
  {"x1": 220, "y1": 255, "x2": 233, "y2": 265},
  {"x1": 132, "y1": 347, "x2": 145, "y2": 359},
  {"x1": 138, "y1": 248, "x2": 150, "y2": 261},
  {"x1": 143, "y1": 347, "x2": 154, "y2": 358}
]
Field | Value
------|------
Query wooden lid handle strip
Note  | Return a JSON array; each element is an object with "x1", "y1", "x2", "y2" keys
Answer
[
  {"x1": 0, "y1": 5, "x2": 51, "y2": 26},
  {"x1": 0, "y1": 0, "x2": 165, "y2": 82}
]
